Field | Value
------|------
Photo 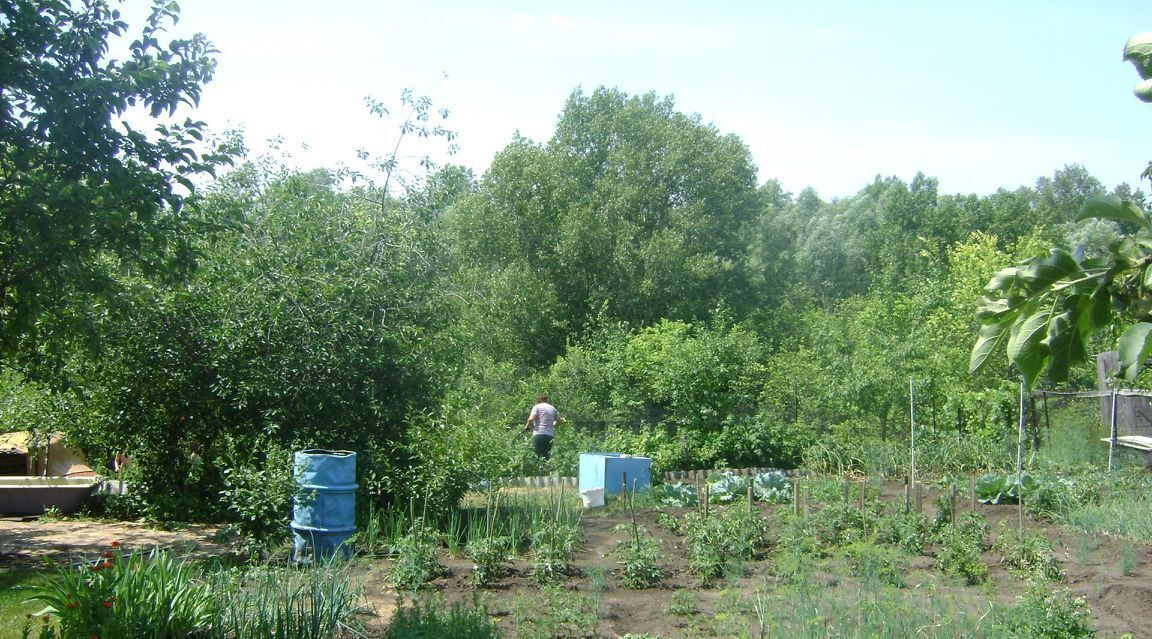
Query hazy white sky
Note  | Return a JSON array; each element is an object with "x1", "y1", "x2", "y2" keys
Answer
[{"x1": 132, "y1": 0, "x2": 1152, "y2": 199}]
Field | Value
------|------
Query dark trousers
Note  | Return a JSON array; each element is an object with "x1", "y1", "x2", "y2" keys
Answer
[{"x1": 532, "y1": 434, "x2": 554, "y2": 459}]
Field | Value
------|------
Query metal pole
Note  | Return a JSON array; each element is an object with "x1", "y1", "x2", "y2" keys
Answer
[
  {"x1": 1109, "y1": 389, "x2": 1118, "y2": 473},
  {"x1": 909, "y1": 379, "x2": 916, "y2": 491},
  {"x1": 1017, "y1": 379, "x2": 1026, "y2": 533}
]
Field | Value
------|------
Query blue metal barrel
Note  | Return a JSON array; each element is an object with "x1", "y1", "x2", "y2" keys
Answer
[{"x1": 291, "y1": 449, "x2": 357, "y2": 562}]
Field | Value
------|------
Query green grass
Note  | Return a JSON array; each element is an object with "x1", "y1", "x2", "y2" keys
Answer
[{"x1": 0, "y1": 568, "x2": 47, "y2": 639}]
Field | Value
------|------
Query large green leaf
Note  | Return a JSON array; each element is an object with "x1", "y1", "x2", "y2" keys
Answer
[
  {"x1": 1078, "y1": 195, "x2": 1150, "y2": 231},
  {"x1": 974, "y1": 296, "x2": 1012, "y2": 320},
  {"x1": 983, "y1": 266, "x2": 1021, "y2": 294},
  {"x1": 1042, "y1": 310, "x2": 1083, "y2": 383},
  {"x1": 1124, "y1": 33, "x2": 1152, "y2": 79},
  {"x1": 1086, "y1": 283, "x2": 1113, "y2": 331},
  {"x1": 970, "y1": 322, "x2": 1008, "y2": 374},
  {"x1": 1007, "y1": 309, "x2": 1050, "y2": 386},
  {"x1": 1018, "y1": 250, "x2": 1082, "y2": 291},
  {"x1": 1117, "y1": 322, "x2": 1152, "y2": 380}
]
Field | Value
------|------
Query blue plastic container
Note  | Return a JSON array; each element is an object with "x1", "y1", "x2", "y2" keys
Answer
[
  {"x1": 291, "y1": 449, "x2": 357, "y2": 562},
  {"x1": 579, "y1": 453, "x2": 651, "y2": 496}
]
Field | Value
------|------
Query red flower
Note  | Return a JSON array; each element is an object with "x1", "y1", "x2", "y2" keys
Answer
[
  {"x1": 103, "y1": 551, "x2": 114, "y2": 559},
  {"x1": 41, "y1": 615, "x2": 50, "y2": 622},
  {"x1": 102, "y1": 601, "x2": 113, "y2": 608},
  {"x1": 67, "y1": 601, "x2": 78, "y2": 608},
  {"x1": 110, "y1": 541, "x2": 121, "y2": 548},
  {"x1": 101, "y1": 561, "x2": 111, "y2": 569},
  {"x1": 90, "y1": 564, "x2": 102, "y2": 572}
]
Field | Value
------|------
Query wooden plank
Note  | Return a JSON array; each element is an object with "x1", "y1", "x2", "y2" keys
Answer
[{"x1": 1100, "y1": 435, "x2": 1152, "y2": 451}]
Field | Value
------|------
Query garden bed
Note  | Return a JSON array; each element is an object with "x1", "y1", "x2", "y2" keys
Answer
[{"x1": 1, "y1": 478, "x2": 1150, "y2": 638}]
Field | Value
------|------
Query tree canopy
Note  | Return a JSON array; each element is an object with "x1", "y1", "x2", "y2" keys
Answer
[{"x1": 0, "y1": 0, "x2": 231, "y2": 357}]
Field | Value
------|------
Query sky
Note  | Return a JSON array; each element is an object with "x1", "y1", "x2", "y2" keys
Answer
[{"x1": 123, "y1": 0, "x2": 1152, "y2": 200}]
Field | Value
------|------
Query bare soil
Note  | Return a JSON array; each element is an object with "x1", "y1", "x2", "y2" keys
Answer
[{"x1": 1, "y1": 481, "x2": 1150, "y2": 638}]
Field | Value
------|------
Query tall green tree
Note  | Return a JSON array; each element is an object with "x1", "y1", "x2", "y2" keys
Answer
[
  {"x1": 445, "y1": 87, "x2": 762, "y2": 364},
  {"x1": 0, "y1": 0, "x2": 231, "y2": 356}
]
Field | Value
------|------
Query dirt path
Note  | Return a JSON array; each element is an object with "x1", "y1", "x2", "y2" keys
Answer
[{"x1": 0, "y1": 517, "x2": 227, "y2": 568}]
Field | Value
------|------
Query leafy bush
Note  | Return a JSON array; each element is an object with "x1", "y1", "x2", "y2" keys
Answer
[
  {"x1": 1027, "y1": 475, "x2": 1101, "y2": 523},
  {"x1": 877, "y1": 510, "x2": 933, "y2": 555},
  {"x1": 808, "y1": 501, "x2": 877, "y2": 548},
  {"x1": 994, "y1": 525, "x2": 1064, "y2": 582},
  {"x1": 530, "y1": 519, "x2": 579, "y2": 584},
  {"x1": 510, "y1": 584, "x2": 600, "y2": 639},
  {"x1": 389, "y1": 519, "x2": 445, "y2": 591},
  {"x1": 613, "y1": 522, "x2": 664, "y2": 589},
  {"x1": 935, "y1": 513, "x2": 990, "y2": 585},
  {"x1": 841, "y1": 539, "x2": 906, "y2": 587},
  {"x1": 465, "y1": 536, "x2": 513, "y2": 588},
  {"x1": 683, "y1": 506, "x2": 766, "y2": 584},
  {"x1": 218, "y1": 444, "x2": 300, "y2": 556},
  {"x1": 774, "y1": 512, "x2": 824, "y2": 557},
  {"x1": 998, "y1": 584, "x2": 1096, "y2": 639}
]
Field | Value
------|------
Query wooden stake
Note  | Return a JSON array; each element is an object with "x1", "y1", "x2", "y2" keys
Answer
[
  {"x1": 903, "y1": 476, "x2": 910, "y2": 513},
  {"x1": 792, "y1": 479, "x2": 800, "y2": 516}
]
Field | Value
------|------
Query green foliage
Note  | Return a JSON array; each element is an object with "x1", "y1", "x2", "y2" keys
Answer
[
  {"x1": 665, "y1": 590, "x2": 697, "y2": 616},
  {"x1": 994, "y1": 525, "x2": 1064, "y2": 582},
  {"x1": 1027, "y1": 474, "x2": 1101, "y2": 523},
  {"x1": 808, "y1": 501, "x2": 878, "y2": 548},
  {"x1": 0, "y1": 0, "x2": 235, "y2": 356},
  {"x1": 774, "y1": 513, "x2": 825, "y2": 558},
  {"x1": 683, "y1": 506, "x2": 766, "y2": 584},
  {"x1": 444, "y1": 86, "x2": 762, "y2": 364},
  {"x1": 465, "y1": 536, "x2": 513, "y2": 588},
  {"x1": 612, "y1": 522, "x2": 664, "y2": 589},
  {"x1": 706, "y1": 471, "x2": 749, "y2": 504},
  {"x1": 510, "y1": 584, "x2": 600, "y2": 639},
  {"x1": 389, "y1": 519, "x2": 444, "y2": 591},
  {"x1": 384, "y1": 595, "x2": 502, "y2": 639},
  {"x1": 752, "y1": 470, "x2": 794, "y2": 503},
  {"x1": 529, "y1": 522, "x2": 579, "y2": 585},
  {"x1": 877, "y1": 510, "x2": 934, "y2": 555},
  {"x1": 934, "y1": 513, "x2": 990, "y2": 585},
  {"x1": 210, "y1": 560, "x2": 365, "y2": 639},
  {"x1": 841, "y1": 539, "x2": 907, "y2": 587},
  {"x1": 50, "y1": 163, "x2": 453, "y2": 519},
  {"x1": 28, "y1": 544, "x2": 217, "y2": 639},
  {"x1": 654, "y1": 482, "x2": 699, "y2": 507},
  {"x1": 998, "y1": 584, "x2": 1096, "y2": 639},
  {"x1": 976, "y1": 472, "x2": 1038, "y2": 504},
  {"x1": 218, "y1": 443, "x2": 300, "y2": 556}
]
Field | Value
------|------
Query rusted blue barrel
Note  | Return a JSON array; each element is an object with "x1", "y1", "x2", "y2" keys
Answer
[{"x1": 291, "y1": 449, "x2": 357, "y2": 562}]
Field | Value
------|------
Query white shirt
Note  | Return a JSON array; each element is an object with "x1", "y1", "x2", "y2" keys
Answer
[{"x1": 529, "y1": 402, "x2": 559, "y2": 436}]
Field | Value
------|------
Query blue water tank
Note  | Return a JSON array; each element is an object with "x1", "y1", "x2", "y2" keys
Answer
[
  {"x1": 579, "y1": 453, "x2": 651, "y2": 496},
  {"x1": 291, "y1": 449, "x2": 357, "y2": 562}
]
